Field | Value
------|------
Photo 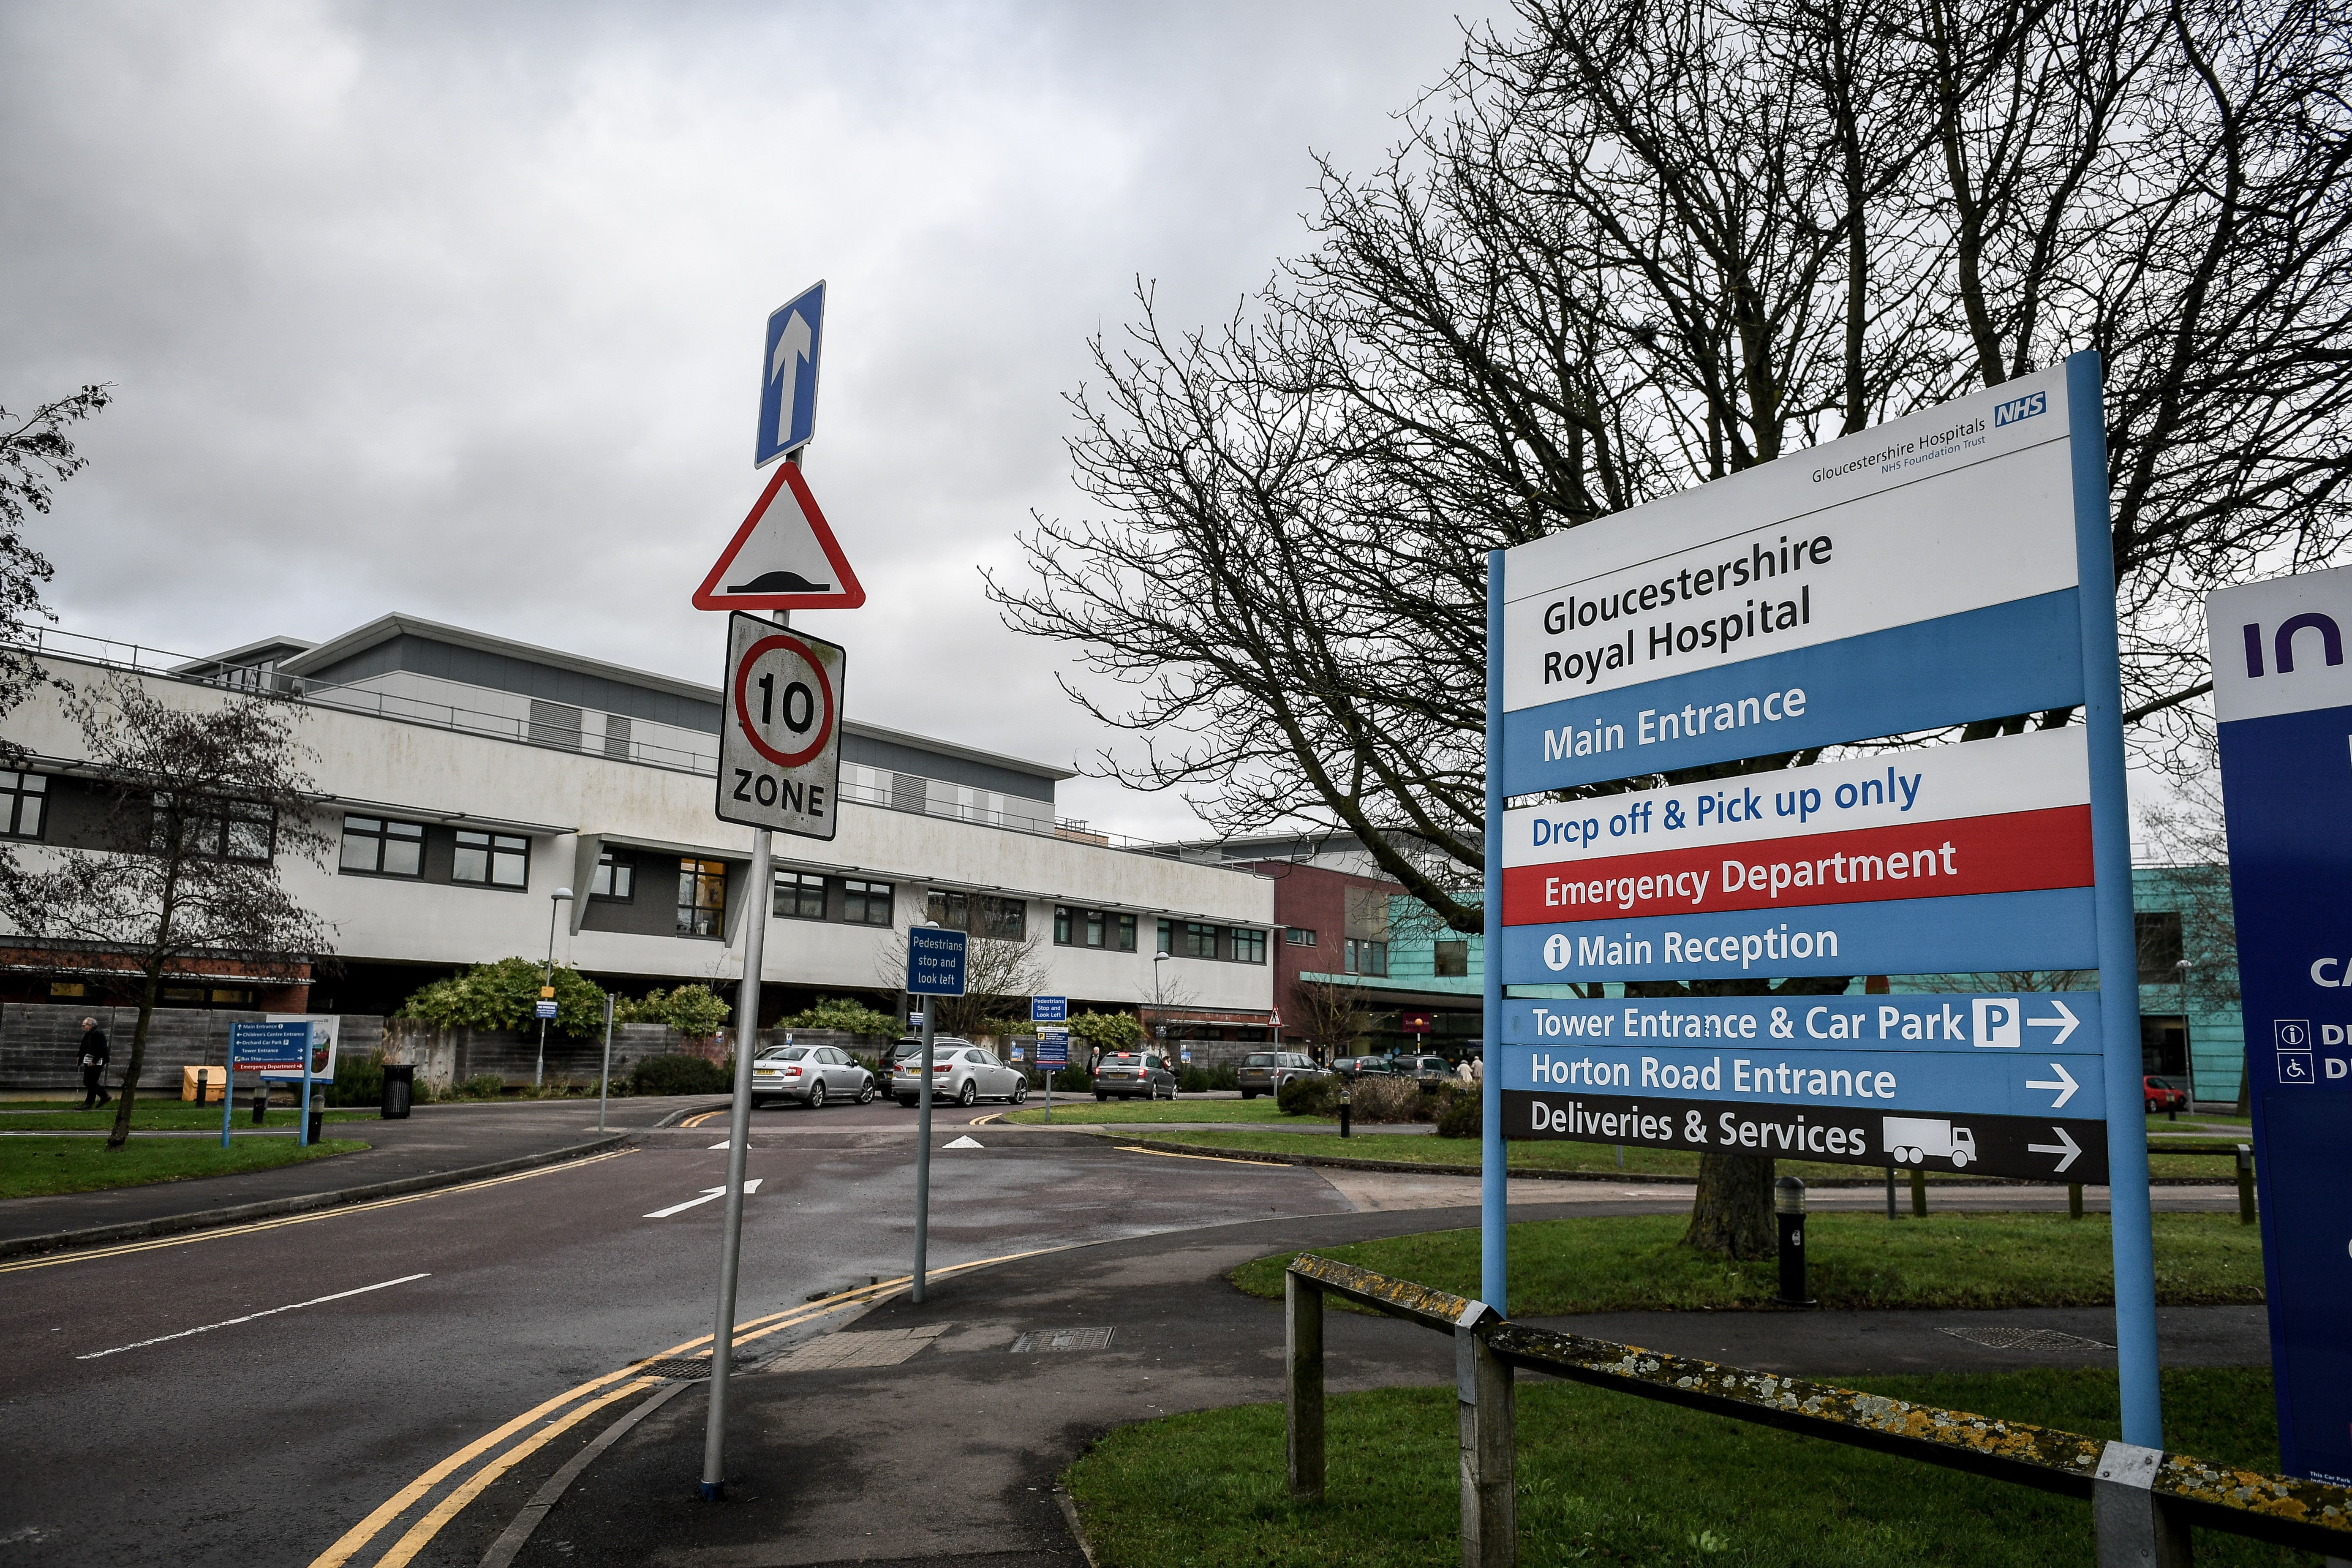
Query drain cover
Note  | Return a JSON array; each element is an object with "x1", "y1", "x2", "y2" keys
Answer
[
  {"x1": 1011, "y1": 1327, "x2": 1113, "y2": 1353},
  {"x1": 1936, "y1": 1326, "x2": 2112, "y2": 1352},
  {"x1": 637, "y1": 1357, "x2": 713, "y2": 1380}
]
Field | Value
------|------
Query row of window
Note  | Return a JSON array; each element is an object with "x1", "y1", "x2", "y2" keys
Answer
[
  {"x1": 774, "y1": 871, "x2": 895, "y2": 926},
  {"x1": 342, "y1": 817, "x2": 527, "y2": 887},
  {"x1": 1054, "y1": 905, "x2": 1139, "y2": 952},
  {"x1": 925, "y1": 889, "x2": 1027, "y2": 940},
  {"x1": 1345, "y1": 938, "x2": 1388, "y2": 977},
  {"x1": 1157, "y1": 919, "x2": 1269, "y2": 965}
]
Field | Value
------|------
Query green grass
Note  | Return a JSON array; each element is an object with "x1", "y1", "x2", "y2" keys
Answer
[
  {"x1": 1002, "y1": 1097, "x2": 1295, "y2": 1126},
  {"x1": 0, "y1": 1100, "x2": 373, "y2": 1132},
  {"x1": 1227, "y1": 1212, "x2": 2265, "y2": 1314},
  {"x1": 1137, "y1": 1128, "x2": 2234, "y2": 1183},
  {"x1": 0, "y1": 1135, "x2": 368, "y2": 1198},
  {"x1": 1064, "y1": 1367, "x2": 2310, "y2": 1568}
]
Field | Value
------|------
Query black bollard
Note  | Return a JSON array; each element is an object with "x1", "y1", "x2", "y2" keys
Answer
[
  {"x1": 251, "y1": 1085, "x2": 269, "y2": 1125},
  {"x1": 1775, "y1": 1176, "x2": 1816, "y2": 1307},
  {"x1": 1338, "y1": 1087, "x2": 1352, "y2": 1139}
]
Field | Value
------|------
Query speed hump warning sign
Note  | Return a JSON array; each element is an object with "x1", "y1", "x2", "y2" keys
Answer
[{"x1": 716, "y1": 612, "x2": 846, "y2": 840}]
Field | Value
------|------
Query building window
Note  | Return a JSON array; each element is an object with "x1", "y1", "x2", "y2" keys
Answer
[
  {"x1": 2136, "y1": 911, "x2": 2184, "y2": 983},
  {"x1": 926, "y1": 889, "x2": 969, "y2": 931},
  {"x1": 0, "y1": 771, "x2": 45, "y2": 840},
  {"x1": 844, "y1": 879, "x2": 893, "y2": 926},
  {"x1": 49, "y1": 980, "x2": 85, "y2": 999},
  {"x1": 1345, "y1": 938, "x2": 1388, "y2": 977},
  {"x1": 602, "y1": 714, "x2": 632, "y2": 760},
  {"x1": 1114, "y1": 912, "x2": 1136, "y2": 952},
  {"x1": 1233, "y1": 928, "x2": 1267, "y2": 965},
  {"x1": 776, "y1": 870, "x2": 827, "y2": 920},
  {"x1": 977, "y1": 895, "x2": 1026, "y2": 941},
  {"x1": 1284, "y1": 926, "x2": 1317, "y2": 947},
  {"x1": 1434, "y1": 940, "x2": 1469, "y2": 977},
  {"x1": 1056, "y1": 906, "x2": 1131, "y2": 950},
  {"x1": 1083, "y1": 909, "x2": 1106, "y2": 948},
  {"x1": 453, "y1": 830, "x2": 529, "y2": 887},
  {"x1": 340, "y1": 815, "x2": 424, "y2": 877},
  {"x1": 157, "y1": 795, "x2": 275, "y2": 863},
  {"x1": 1157, "y1": 917, "x2": 1173, "y2": 957},
  {"x1": 591, "y1": 851, "x2": 634, "y2": 901},
  {"x1": 1182, "y1": 921, "x2": 1217, "y2": 958},
  {"x1": 1055, "y1": 905, "x2": 1075, "y2": 943},
  {"x1": 679, "y1": 858, "x2": 728, "y2": 937}
]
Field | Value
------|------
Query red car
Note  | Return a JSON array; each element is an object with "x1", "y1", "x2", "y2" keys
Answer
[{"x1": 2144, "y1": 1075, "x2": 2189, "y2": 1115}]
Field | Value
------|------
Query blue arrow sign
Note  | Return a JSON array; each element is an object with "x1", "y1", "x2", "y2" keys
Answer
[{"x1": 756, "y1": 280, "x2": 826, "y2": 467}]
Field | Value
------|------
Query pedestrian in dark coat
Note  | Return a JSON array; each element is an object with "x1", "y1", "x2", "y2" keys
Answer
[{"x1": 79, "y1": 1017, "x2": 112, "y2": 1110}]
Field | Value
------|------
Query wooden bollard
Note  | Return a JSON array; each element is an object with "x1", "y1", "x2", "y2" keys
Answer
[{"x1": 1286, "y1": 1269, "x2": 1324, "y2": 1501}]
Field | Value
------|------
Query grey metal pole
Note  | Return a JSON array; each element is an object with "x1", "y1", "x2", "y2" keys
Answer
[
  {"x1": 913, "y1": 997, "x2": 934, "y2": 1303},
  {"x1": 699, "y1": 826, "x2": 770, "y2": 1499},
  {"x1": 536, "y1": 891, "x2": 562, "y2": 1089},
  {"x1": 598, "y1": 991, "x2": 614, "y2": 1134}
]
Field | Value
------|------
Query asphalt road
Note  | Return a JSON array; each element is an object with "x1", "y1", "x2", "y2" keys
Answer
[{"x1": 0, "y1": 1097, "x2": 1354, "y2": 1567}]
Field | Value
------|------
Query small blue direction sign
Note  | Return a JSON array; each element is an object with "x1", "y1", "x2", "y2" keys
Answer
[
  {"x1": 1031, "y1": 995, "x2": 1067, "y2": 1024},
  {"x1": 757, "y1": 280, "x2": 826, "y2": 467},
  {"x1": 536, "y1": 999, "x2": 559, "y2": 1019},
  {"x1": 906, "y1": 926, "x2": 968, "y2": 996},
  {"x1": 1036, "y1": 1029, "x2": 1070, "y2": 1069}
]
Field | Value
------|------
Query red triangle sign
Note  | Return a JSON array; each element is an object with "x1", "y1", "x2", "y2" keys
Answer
[{"x1": 692, "y1": 462, "x2": 865, "y2": 611}]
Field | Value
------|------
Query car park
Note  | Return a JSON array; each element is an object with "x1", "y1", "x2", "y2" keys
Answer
[
  {"x1": 1093, "y1": 1049, "x2": 1178, "y2": 1100},
  {"x1": 750, "y1": 1044, "x2": 875, "y2": 1109},
  {"x1": 1237, "y1": 1050, "x2": 1329, "y2": 1099},
  {"x1": 2144, "y1": 1075, "x2": 2190, "y2": 1115},
  {"x1": 892, "y1": 1038, "x2": 1028, "y2": 1108}
]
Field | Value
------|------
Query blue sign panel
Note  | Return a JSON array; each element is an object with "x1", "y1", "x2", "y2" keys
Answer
[
  {"x1": 906, "y1": 926, "x2": 968, "y2": 996},
  {"x1": 229, "y1": 1020, "x2": 312, "y2": 1073},
  {"x1": 2212, "y1": 565, "x2": 2352, "y2": 1484},
  {"x1": 756, "y1": 280, "x2": 826, "y2": 467},
  {"x1": 535, "y1": 999, "x2": 558, "y2": 1019},
  {"x1": 1036, "y1": 1029, "x2": 1070, "y2": 1069},
  {"x1": 1031, "y1": 995, "x2": 1068, "y2": 1024}
]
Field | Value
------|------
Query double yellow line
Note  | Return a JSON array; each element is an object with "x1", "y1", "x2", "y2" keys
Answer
[
  {"x1": 307, "y1": 1247, "x2": 1049, "y2": 1568},
  {"x1": 0, "y1": 1149, "x2": 638, "y2": 1276}
]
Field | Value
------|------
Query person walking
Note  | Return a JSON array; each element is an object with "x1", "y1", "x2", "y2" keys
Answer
[{"x1": 78, "y1": 1016, "x2": 112, "y2": 1111}]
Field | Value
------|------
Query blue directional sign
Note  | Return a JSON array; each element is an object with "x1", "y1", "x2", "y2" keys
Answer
[
  {"x1": 906, "y1": 926, "x2": 968, "y2": 996},
  {"x1": 2211, "y1": 564, "x2": 2352, "y2": 1486},
  {"x1": 1031, "y1": 995, "x2": 1068, "y2": 1024},
  {"x1": 535, "y1": 999, "x2": 558, "y2": 1019},
  {"x1": 756, "y1": 280, "x2": 826, "y2": 468},
  {"x1": 1036, "y1": 1029, "x2": 1070, "y2": 1069},
  {"x1": 229, "y1": 1020, "x2": 313, "y2": 1073}
]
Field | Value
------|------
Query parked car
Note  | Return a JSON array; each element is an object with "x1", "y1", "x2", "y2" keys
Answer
[
  {"x1": 1094, "y1": 1050, "x2": 1178, "y2": 1101},
  {"x1": 1333, "y1": 1056, "x2": 1394, "y2": 1080},
  {"x1": 2144, "y1": 1075, "x2": 2190, "y2": 1115},
  {"x1": 892, "y1": 1039, "x2": 1028, "y2": 1108},
  {"x1": 1389, "y1": 1054, "x2": 1454, "y2": 1090},
  {"x1": 1236, "y1": 1050, "x2": 1329, "y2": 1100},
  {"x1": 751, "y1": 1044, "x2": 875, "y2": 1109}
]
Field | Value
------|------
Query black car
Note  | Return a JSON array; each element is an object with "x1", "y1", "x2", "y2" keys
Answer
[
  {"x1": 1094, "y1": 1049, "x2": 1178, "y2": 1100},
  {"x1": 1388, "y1": 1054, "x2": 1454, "y2": 1089},
  {"x1": 1334, "y1": 1056, "x2": 1394, "y2": 1080}
]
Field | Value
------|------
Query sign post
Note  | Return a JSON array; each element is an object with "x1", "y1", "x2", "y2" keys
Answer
[
  {"x1": 1036, "y1": 1027, "x2": 1069, "y2": 1122},
  {"x1": 1485, "y1": 351, "x2": 2161, "y2": 1445},
  {"x1": 1032, "y1": 997, "x2": 1068, "y2": 1124},
  {"x1": 2208, "y1": 563, "x2": 2352, "y2": 1485},
  {"x1": 906, "y1": 926, "x2": 968, "y2": 1302}
]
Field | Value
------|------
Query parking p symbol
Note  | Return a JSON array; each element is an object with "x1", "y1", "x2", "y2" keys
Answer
[{"x1": 1972, "y1": 998, "x2": 2021, "y2": 1048}]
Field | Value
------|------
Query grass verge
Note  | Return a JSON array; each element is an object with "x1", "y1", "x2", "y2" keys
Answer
[
  {"x1": 1228, "y1": 1212, "x2": 2264, "y2": 1313},
  {"x1": 0, "y1": 1136, "x2": 368, "y2": 1199},
  {"x1": 1135, "y1": 1128, "x2": 2233, "y2": 1182},
  {"x1": 1064, "y1": 1367, "x2": 2304, "y2": 1568},
  {"x1": 1002, "y1": 1097, "x2": 1295, "y2": 1126},
  {"x1": 0, "y1": 1101, "x2": 372, "y2": 1132}
]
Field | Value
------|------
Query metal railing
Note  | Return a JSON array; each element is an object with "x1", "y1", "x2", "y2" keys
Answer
[{"x1": 1283, "y1": 1252, "x2": 2351, "y2": 1568}]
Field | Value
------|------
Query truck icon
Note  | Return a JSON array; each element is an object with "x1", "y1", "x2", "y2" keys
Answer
[{"x1": 1882, "y1": 1116, "x2": 1977, "y2": 1170}]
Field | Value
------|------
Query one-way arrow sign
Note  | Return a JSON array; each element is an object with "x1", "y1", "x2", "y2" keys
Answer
[
  {"x1": 2026, "y1": 998, "x2": 2081, "y2": 1046},
  {"x1": 2024, "y1": 1061, "x2": 2082, "y2": 1110},
  {"x1": 692, "y1": 462, "x2": 865, "y2": 612},
  {"x1": 2025, "y1": 1126, "x2": 2083, "y2": 1173},
  {"x1": 757, "y1": 280, "x2": 825, "y2": 466}
]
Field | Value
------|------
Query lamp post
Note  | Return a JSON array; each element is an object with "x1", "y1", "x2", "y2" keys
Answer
[
  {"x1": 536, "y1": 886, "x2": 574, "y2": 1089},
  {"x1": 2176, "y1": 957, "x2": 2196, "y2": 1111},
  {"x1": 1152, "y1": 949, "x2": 1171, "y2": 1069}
]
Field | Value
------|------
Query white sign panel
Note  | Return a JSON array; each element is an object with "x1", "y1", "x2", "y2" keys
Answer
[
  {"x1": 716, "y1": 612, "x2": 846, "y2": 840},
  {"x1": 2209, "y1": 562, "x2": 2352, "y2": 724}
]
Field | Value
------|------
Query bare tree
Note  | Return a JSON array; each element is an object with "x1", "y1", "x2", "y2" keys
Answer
[
  {"x1": 0, "y1": 384, "x2": 109, "y2": 773},
  {"x1": 1290, "y1": 978, "x2": 1375, "y2": 1060},
  {"x1": 3, "y1": 675, "x2": 334, "y2": 1148}
]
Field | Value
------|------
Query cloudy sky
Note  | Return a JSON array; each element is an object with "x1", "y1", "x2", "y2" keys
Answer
[{"x1": 0, "y1": 2, "x2": 1489, "y2": 838}]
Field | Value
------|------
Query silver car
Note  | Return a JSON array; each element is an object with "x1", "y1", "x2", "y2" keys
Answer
[
  {"x1": 751, "y1": 1044, "x2": 875, "y2": 1109},
  {"x1": 893, "y1": 1042, "x2": 1029, "y2": 1108}
]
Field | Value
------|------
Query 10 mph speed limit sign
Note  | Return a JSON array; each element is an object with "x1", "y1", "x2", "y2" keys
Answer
[{"x1": 717, "y1": 612, "x2": 846, "y2": 840}]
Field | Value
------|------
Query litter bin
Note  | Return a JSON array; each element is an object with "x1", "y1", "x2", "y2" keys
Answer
[{"x1": 381, "y1": 1062, "x2": 414, "y2": 1120}]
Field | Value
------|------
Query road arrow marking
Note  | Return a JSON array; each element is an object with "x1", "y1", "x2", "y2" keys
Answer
[
  {"x1": 771, "y1": 310, "x2": 812, "y2": 447},
  {"x1": 644, "y1": 1177, "x2": 763, "y2": 1220},
  {"x1": 944, "y1": 1135, "x2": 983, "y2": 1149},
  {"x1": 2024, "y1": 1061, "x2": 2081, "y2": 1110},
  {"x1": 2027, "y1": 998, "x2": 2080, "y2": 1046},
  {"x1": 2025, "y1": 1126, "x2": 2082, "y2": 1173}
]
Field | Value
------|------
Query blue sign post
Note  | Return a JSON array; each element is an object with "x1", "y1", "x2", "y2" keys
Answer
[
  {"x1": 756, "y1": 280, "x2": 826, "y2": 467},
  {"x1": 1485, "y1": 351, "x2": 2163, "y2": 1446},
  {"x1": 2210, "y1": 564, "x2": 2352, "y2": 1485},
  {"x1": 903, "y1": 925, "x2": 967, "y2": 1306}
]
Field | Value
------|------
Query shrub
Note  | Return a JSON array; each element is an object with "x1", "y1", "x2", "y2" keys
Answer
[
  {"x1": 399, "y1": 958, "x2": 610, "y2": 1036},
  {"x1": 327, "y1": 1052, "x2": 384, "y2": 1108},
  {"x1": 781, "y1": 995, "x2": 900, "y2": 1037},
  {"x1": 1067, "y1": 1011, "x2": 1145, "y2": 1054},
  {"x1": 455, "y1": 1073, "x2": 506, "y2": 1100},
  {"x1": 1177, "y1": 1067, "x2": 1210, "y2": 1093},
  {"x1": 1348, "y1": 1075, "x2": 1425, "y2": 1123},
  {"x1": 1206, "y1": 1062, "x2": 1239, "y2": 1091},
  {"x1": 1277, "y1": 1074, "x2": 1341, "y2": 1116},
  {"x1": 1436, "y1": 1084, "x2": 1481, "y2": 1138},
  {"x1": 614, "y1": 984, "x2": 732, "y2": 1038},
  {"x1": 631, "y1": 1053, "x2": 730, "y2": 1097}
]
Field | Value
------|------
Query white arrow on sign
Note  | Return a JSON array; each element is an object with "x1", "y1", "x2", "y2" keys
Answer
[
  {"x1": 2025, "y1": 1126, "x2": 2082, "y2": 1173},
  {"x1": 2026, "y1": 998, "x2": 2080, "y2": 1045},
  {"x1": 644, "y1": 1177, "x2": 763, "y2": 1220},
  {"x1": 770, "y1": 310, "x2": 812, "y2": 449},
  {"x1": 2024, "y1": 1061, "x2": 2081, "y2": 1110}
]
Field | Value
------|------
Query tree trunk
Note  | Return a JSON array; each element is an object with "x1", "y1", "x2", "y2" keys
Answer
[
  {"x1": 1682, "y1": 1151, "x2": 1776, "y2": 1258},
  {"x1": 106, "y1": 962, "x2": 161, "y2": 1151}
]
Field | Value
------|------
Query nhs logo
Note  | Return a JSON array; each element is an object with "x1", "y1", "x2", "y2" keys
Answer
[{"x1": 1993, "y1": 390, "x2": 2047, "y2": 427}]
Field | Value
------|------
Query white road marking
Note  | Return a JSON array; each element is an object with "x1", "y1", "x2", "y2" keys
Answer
[
  {"x1": 644, "y1": 1178, "x2": 762, "y2": 1219},
  {"x1": 708, "y1": 1142, "x2": 731, "y2": 1150},
  {"x1": 76, "y1": 1273, "x2": 431, "y2": 1360}
]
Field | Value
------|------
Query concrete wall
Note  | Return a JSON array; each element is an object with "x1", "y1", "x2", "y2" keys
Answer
[{"x1": 0, "y1": 1004, "x2": 381, "y2": 1095}]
